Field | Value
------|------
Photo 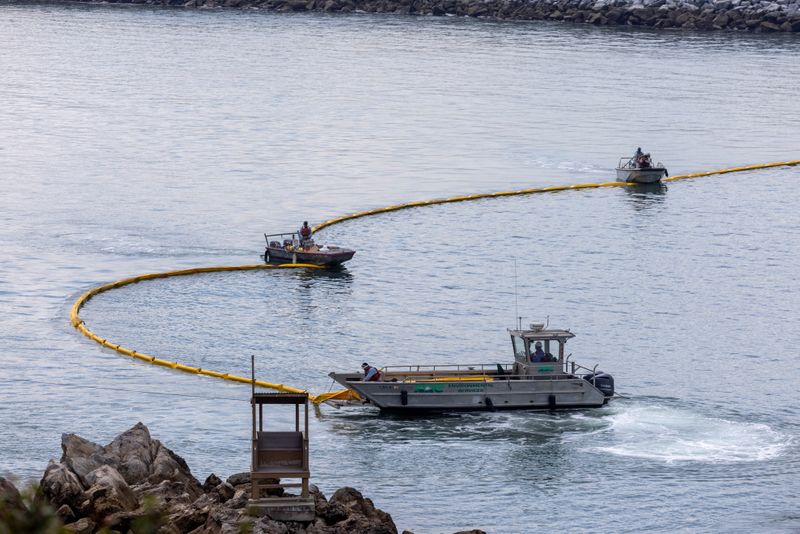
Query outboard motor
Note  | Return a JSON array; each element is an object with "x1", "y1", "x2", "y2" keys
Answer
[{"x1": 583, "y1": 372, "x2": 615, "y2": 398}]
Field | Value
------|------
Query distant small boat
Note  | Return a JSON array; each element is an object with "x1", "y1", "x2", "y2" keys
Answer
[
  {"x1": 616, "y1": 151, "x2": 668, "y2": 183},
  {"x1": 262, "y1": 232, "x2": 355, "y2": 267}
]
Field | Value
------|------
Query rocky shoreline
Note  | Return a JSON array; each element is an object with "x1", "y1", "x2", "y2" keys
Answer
[
  {"x1": 14, "y1": 0, "x2": 800, "y2": 32},
  {"x1": 0, "y1": 423, "x2": 482, "y2": 534}
]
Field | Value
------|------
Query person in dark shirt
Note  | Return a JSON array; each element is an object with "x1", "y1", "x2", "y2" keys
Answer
[
  {"x1": 298, "y1": 221, "x2": 314, "y2": 247},
  {"x1": 299, "y1": 221, "x2": 313, "y2": 246},
  {"x1": 531, "y1": 341, "x2": 546, "y2": 362}
]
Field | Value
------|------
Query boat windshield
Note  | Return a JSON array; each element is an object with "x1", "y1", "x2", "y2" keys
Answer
[
  {"x1": 511, "y1": 335, "x2": 527, "y2": 362},
  {"x1": 529, "y1": 338, "x2": 562, "y2": 362}
]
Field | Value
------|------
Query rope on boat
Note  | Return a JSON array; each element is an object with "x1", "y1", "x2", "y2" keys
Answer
[{"x1": 70, "y1": 159, "x2": 800, "y2": 404}]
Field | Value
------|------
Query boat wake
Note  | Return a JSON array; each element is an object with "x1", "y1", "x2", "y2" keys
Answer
[{"x1": 588, "y1": 404, "x2": 791, "y2": 464}]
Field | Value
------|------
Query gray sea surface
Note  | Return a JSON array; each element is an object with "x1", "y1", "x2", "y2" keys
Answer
[{"x1": 1, "y1": 5, "x2": 800, "y2": 532}]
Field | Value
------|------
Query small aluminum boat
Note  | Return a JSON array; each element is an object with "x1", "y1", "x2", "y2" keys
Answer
[
  {"x1": 616, "y1": 153, "x2": 668, "y2": 183},
  {"x1": 329, "y1": 323, "x2": 614, "y2": 413},
  {"x1": 262, "y1": 232, "x2": 355, "y2": 267}
]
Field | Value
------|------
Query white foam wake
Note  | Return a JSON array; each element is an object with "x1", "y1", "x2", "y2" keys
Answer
[{"x1": 591, "y1": 405, "x2": 790, "y2": 463}]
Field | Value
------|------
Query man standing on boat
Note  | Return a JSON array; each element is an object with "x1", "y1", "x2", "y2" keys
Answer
[{"x1": 299, "y1": 221, "x2": 313, "y2": 247}]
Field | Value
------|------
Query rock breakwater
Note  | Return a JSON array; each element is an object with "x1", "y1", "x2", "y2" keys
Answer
[
  {"x1": 0, "y1": 423, "x2": 480, "y2": 534},
  {"x1": 33, "y1": 0, "x2": 800, "y2": 31}
]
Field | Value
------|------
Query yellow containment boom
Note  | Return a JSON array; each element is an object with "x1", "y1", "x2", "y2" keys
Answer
[
  {"x1": 312, "y1": 160, "x2": 800, "y2": 232},
  {"x1": 311, "y1": 389, "x2": 362, "y2": 405},
  {"x1": 70, "y1": 159, "x2": 800, "y2": 405},
  {"x1": 70, "y1": 264, "x2": 325, "y2": 398}
]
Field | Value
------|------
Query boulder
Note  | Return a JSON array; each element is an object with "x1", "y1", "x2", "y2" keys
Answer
[
  {"x1": 467, "y1": 4, "x2": 489, "y2": 15},
  {"x1": 251, "y1": 517, "x2": 291, "y2": 533},
  {"x1": 136, "y1": 479, "x2": 196, "y2": 508},
  {"x1": 759, "y1": 19, "x2": 783, "y2": 28},
  {"x1": 213, "y1": 482, "x2": 236, "y2": 503},
  {"x1": 81, "y1": 465, "x2": 139, "y2": 519},
  {"x1": 62, "y1": 517, "x2": 96, "y2": 534},
  {"x1": 39, "y1": 460, "x2": 86, "y2": 512},
  {"x1": 712, "y1": 11, "x2": 729, "y2": 24},
  {"x1": 0, "y1": 477, "x2": 24, "y2": 512},
  {"x1": 104, "y1": 507, "x2": 165, "y2": 533},
  {"x1": 149, "y1": 439, "x2": 201, "y2": 498},
  {"x1": 56, "y1": 503, "x2": 77, "y2": 523},
  {"x1": 316, "y1": 495, "x2": 349, "y2": 525},
  {"x1": 328, "y1": 487, "x2": 397, "y2": 533},
  {"x1": 168, "y1": 501, "x2": 211, "y2": 532},
  {"x1": 226, "y1": 472, "x2": 283, "y2": 497},
  {"x1": 226, "y1": 472, "x2": 251, "y2": 487},
  {"x1": 203, "y1": 473, "x2": 223, "y2": 492},
  {"x1": 605, "y1": 6, "x2": 627, "y2": 20},
  {"x1": 200, "y1": 504, "x2": 247, "y2": 534},
  {"x1": 60, "y1": 433, "x2": 108, "y2": 485},
  {"x1": 59, "y1": 422, "x2": 202, "y2": 502}
]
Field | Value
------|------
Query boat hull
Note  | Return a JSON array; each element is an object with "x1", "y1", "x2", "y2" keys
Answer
[
  {"x1": 616, "y1": 167, "x2": 668, "y2": 183},
  {"x1": 264, "y1": 247, "x2": 355, "y2": 266},
  {"x1": 330, "y1": 373, "x2": 608, "y2": 412}
]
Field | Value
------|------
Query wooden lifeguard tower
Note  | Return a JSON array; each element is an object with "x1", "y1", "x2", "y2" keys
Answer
[{"x1": 248, "y1": 358, "x2": 314, "y2": 520}]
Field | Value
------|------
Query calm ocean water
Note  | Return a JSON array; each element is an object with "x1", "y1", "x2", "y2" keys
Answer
[{"x1": 1, "y1": 5, "x2": 799, "y2": 532}]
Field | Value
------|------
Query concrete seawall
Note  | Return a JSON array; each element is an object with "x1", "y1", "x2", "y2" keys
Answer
[{"x1": 43, "y1": 0, "x2": 800, "y2": 32}]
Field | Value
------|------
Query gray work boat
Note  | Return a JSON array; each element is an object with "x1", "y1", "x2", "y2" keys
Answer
[
  {"x1": 616, "y1": 155, "x2": 669, "y2": 183},
  {"x1": 262, "y1": 232, "x2": 355, "y2": 267},
  {"x1": 329, "y1": 323, "x2": 614, "y2": 413}
]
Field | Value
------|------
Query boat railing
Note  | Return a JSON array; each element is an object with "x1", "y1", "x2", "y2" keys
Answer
[
  {"x1": 618, "y1": 157, "x2": 664, "y2": 170},
  {"x1": 381, "y1": 363, "x2": 514, "y2": 375},
  {"x1": 569, "y1": 361, "x2": 600, "y2": 386},
  {"x1": 264, "y1": 232, "x2": 301, "y2": 246},
  {"x1": 380, "y1": 361, "x2": 601, "y2": 382},
  {"x1": 398, "y1": 371, "x2": 576, "y2": 383}
]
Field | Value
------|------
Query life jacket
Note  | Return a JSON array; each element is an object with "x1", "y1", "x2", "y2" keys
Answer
[
  {"x1": 300, "y1": 226, "x2": 312, "y2": 238},
  {"x1": 365, "y1": 366, "x2": 382, "y2": 381}
]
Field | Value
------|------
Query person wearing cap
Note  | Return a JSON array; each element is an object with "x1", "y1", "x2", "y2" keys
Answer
[
  {"x1": 361, "y1": 362, "x2": 382, "y2": 382},
  {"x1": 531, "y1": 341, "x2": 546, "y2": 362}
]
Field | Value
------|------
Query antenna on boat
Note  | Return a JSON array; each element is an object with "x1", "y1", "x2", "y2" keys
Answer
[
  {"x1": 514, "y1": 258, "x2": 522, "y2": 330},
  {"x1": 545, "y1": 315, "x2": 550, "y2": 329}
]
